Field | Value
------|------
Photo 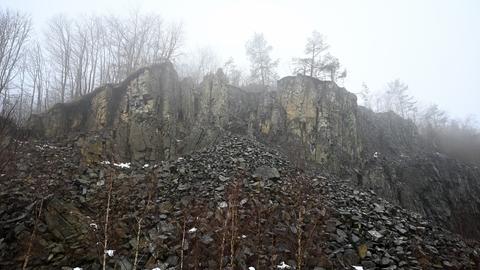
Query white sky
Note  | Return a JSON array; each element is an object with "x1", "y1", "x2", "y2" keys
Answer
[{"x1": 2, "y1": 0, "x2": 480, "y2": 120}]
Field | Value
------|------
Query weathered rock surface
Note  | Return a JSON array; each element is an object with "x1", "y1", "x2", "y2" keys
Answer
[
  {"x1": 357, "y1": 107, "x2": 480, "y2": 239},
  {"x1": 27, "y1": 63, "x2": 480, "y2": 240},
  {"x1": 267, "y1": 75, "x2": 360, "y2": 172}
]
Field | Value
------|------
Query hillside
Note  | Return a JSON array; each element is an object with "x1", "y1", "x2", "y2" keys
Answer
[
  {"x1": 1, "y1": 63, "x2": 479, "y2": 269},
  {"x1": 1, "y1": 135, "x2": 479, "y2": 269}
]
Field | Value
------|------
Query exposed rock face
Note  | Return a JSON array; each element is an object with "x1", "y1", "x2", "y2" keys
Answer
[
  {"x1": 30, "y1": 64, "x2": 181, "y2": 161},
  {"x1": 357, "y1": 107, "x2": 480, "y2": 238},
  {"x1": 29, "y1": 63, "x2": 480, "y2": 239},
  {"x1": 262, "y1": 75, "x2": 360, "y2": 172},
  {"x1": 29, "y1": 65, "x2": 257, "y2": 163}
]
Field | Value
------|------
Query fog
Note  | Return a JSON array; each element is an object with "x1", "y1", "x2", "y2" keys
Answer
[{"x1": 2, "y1": 0, "x2": 480, "y2": 120}]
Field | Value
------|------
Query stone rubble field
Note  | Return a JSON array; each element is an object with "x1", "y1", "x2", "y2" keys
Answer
[{"x1": 1, "y1": 135, "x2": 479, "y2": 269}]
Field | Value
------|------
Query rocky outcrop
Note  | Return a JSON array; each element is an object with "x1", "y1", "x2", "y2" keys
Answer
[
  {"x1": 260, "y1": 75, "x2": 360, "y2": 172},
  {"x1": 28, "y1": 63, "x2": 480, "y2": 240},
  {"x1": 29, "y1": 64, "x2": 182, "y2": 162},
  {"x1": 29, "y1": 65, "x2": 258, "y2": 163},
  {"x1": 357, "y1": 107, "x2": 480, "y2": 238}
]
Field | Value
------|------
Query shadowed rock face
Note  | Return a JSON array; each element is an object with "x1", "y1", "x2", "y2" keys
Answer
[
  {"x1": 29, "y1": 64, "x2": 183, "y2": 161},
  {"x1": 29, "y1": 63, "x2": 480, "y2": 239},
  {"x1": 29, "y1": 64, "x2": 237, "y2": 162},
  {"x1": 357, "y1": 107, "x2": 480, "y2": 239}
]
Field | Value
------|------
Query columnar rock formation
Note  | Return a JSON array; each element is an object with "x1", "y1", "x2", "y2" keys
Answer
[{"x1": 29, "y1": 62, "x2": 480, "y2": 239}]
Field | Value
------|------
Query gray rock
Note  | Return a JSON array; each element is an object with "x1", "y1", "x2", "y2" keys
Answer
[
  {"x1": 200, "y1": 234, "x2": 214, "y2": 245},
  {"x1": 253, "y1": 166, "x2": 280, "y2": 180},
  {"x1": 342, "y1": 248, "x2": 359, "y2": 264},
  {"x1": 362, "y1": 260, "x2": 376, "y2": 269},
  {"x1": 166, "y1": 255, "x2": 179, "y2": 266},
  {"x1": 380, "y1": 256, "x2": 392, "y2": 266},
  {"x1": 368, "y1": 230, "x2": 383, "y2": 240},
  {"x1": 351, "y1": 233, "x2": 360, "y2": 243}
]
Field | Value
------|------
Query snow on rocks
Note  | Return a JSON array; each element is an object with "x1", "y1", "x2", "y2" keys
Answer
[
  {"x1": 113, "y1": 162, "x2": 130, "y2": 169},
  {"x1": 277, "y1": 261, "x2": 291, "y2": 269}
]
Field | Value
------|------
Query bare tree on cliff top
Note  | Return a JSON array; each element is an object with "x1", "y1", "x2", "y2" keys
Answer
[
  {"x1": 223, "y1": 57, "x2": 243, "y2": 87},
  {"x1": 305, "y1": 31, "x2": 328, "y2": 77},
  {"x1": 385, "y1": 79, "x2": 416, "y2": 119},
  {"x1": 245, "y1": 33, "x2": 278, "y2": 88},
  {"x1": 293, "y1": 30, "x2": 329, "y2": 78},
  {"x1": 0, "y1": 9, "x2": 31, "y2": 101},
  {"x1": 323, "y1": 53, "x2": 347, "y2": 84}
]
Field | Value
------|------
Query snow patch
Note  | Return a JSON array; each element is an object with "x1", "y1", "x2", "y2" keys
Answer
[
  {"x1": 240, "y1": 198, "x2": 248, "y2": 206},
  {"x1": 113, "y1": 162, "x2": 131, "y2": 169},
  {"x1": 218, "y1": 201, "x2": 228, "y2": 208},
  {"x1": 277, "y1": 261, "x2": 291, "y2": 269},
  {"x1": 105, "y1": 249, "x2": 115, "y2": 257},
  {"x1": 35, "y1": 144, "x2": 58, "y2": 150}
]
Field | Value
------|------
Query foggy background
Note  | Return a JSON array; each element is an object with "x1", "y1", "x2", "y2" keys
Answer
[{"x1": 2, "y1": 0, "x2": 480, "y2": 121}]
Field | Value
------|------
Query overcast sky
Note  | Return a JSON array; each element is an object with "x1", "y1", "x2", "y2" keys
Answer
[{"x1": 2, "y1": 0, "x2": 479, "y2": 121}]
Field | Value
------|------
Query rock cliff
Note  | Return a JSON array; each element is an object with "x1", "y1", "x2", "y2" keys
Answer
[
  {"x1": 357, "y1": 107, "x2": 480, "y2": 239},
  {"x1": 29, "y1": 62, "x2": 480, "y2": 240}
]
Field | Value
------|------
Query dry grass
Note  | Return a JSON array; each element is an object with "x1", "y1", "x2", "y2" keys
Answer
[
  {"x1": 102, "y1": 170, "x2": 114, "y2": 270},
  {"x1": 21, "y1": 197, "x2": 44, "y2": 270}
]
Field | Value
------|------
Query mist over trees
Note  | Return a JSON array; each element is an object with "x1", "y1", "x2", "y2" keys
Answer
[
  {"x1": 0, "y1": 7, "x2": 351, "y2": 122},
  {"x1": 292, "y1": 31, "x2": 346, "y2": 84},
  {"x1": 0, "y1": 9, "x2": 31, "y2": 103},
  {"x1": 245, "y1": 33, "x2": 279, "y2": 88},
  {"x1": 0, "y1": 7, "x2": 478, "y2": 166},
  {"x1": 358, "y1": 80, "x2": 480, "y2": 166},
  {"x1": 1, "y1": 9, "x2": 184, "y2": 121}
]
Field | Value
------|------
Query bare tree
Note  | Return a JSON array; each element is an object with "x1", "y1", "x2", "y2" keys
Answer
[
  {"x1": 26, "y1": 42, "x2": 44, "y2": 114},
  {"x1": 9, "y1": 54, "x2": 27, "y2": 122},
  {"x1": 72, "y1": 20, "x2": 89, "y2": 97},
  {"x1": 45, "y1": 14, "x2": 73, "y2": 103},
  {"x1": 323, "y1": 53, "x2": 346, "y2": 84},
  {"x1": 84, "y1": 15, "x2": 103, "y2": 93},
  {"x1": 0, "y1": 9, "x2": 31, "y2": 101},
  {"x1": 384, "y1": 79, "x2": 416, "y2": 118},
  {"x1": 293, "y1": 31, "x2": 328, "y2": 78},
  {"x1": 159, "y1": 22, "x2": 184, "y2": 62},
  {"x1": 245, "y1": 33, "x2": 278, "y2": 87},
  {"x1": 421, "y1": 104, "x2": 448, "y2": 130},
  {"x1": 177, "y1": 46, "x2": 220, "y2": 85},
  {"x1": 357, "y1": 82, "x2": 372, "y2": 109},
  {"x1": 223, "y1": 58, "x2": 243, "y2": 87},
  {"x1": 305, "y1": 31, "x2": 328, "y2": 77},
  {"x1": 104, "y1": 11, "x2": 184, "y2": 82}
]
